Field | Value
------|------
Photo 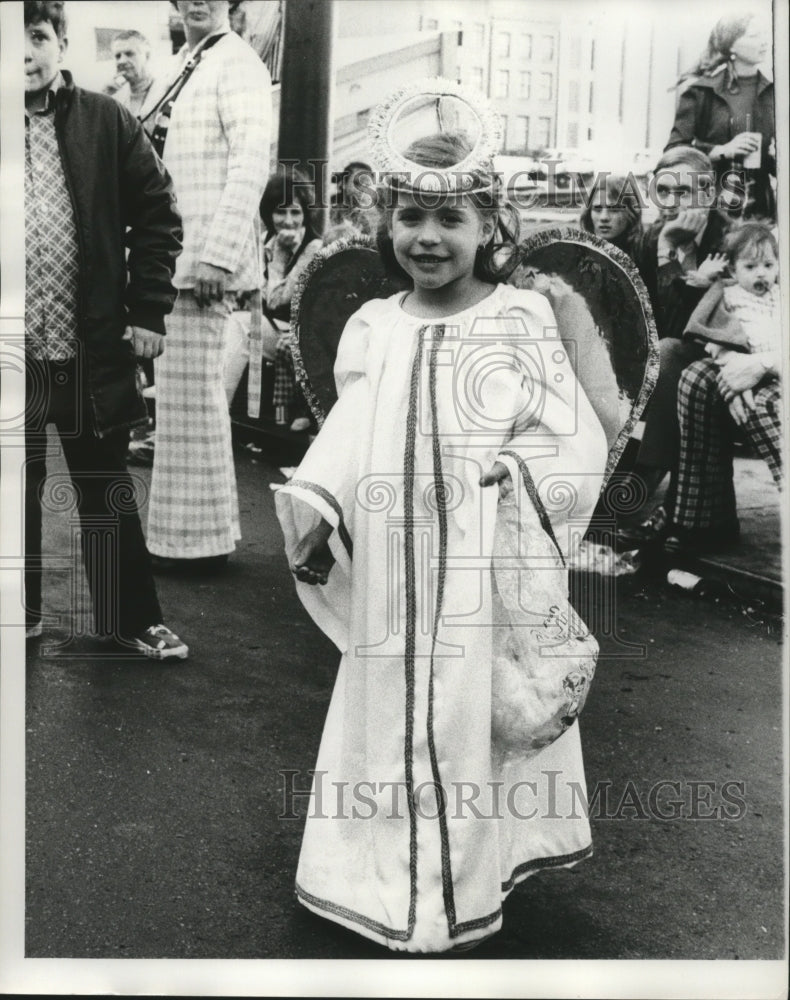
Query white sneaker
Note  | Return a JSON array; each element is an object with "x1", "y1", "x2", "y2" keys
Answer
[
  {"x1": 131, "y1": 624, "x2": 189, "y2": 661},
  {"x1": 26, "y1": 620, "x2": 43, "y2": 639}
]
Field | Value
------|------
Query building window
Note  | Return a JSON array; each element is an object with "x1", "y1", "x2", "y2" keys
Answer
[
  {"x1": 495, "y1": 69, "x2": 510, "y2": 98},
  {"x1": 496, "y1": 31, "x2": 511, "y2": 58},
  {"x1": 569, "y1": 36, "x2": 582, "y2": 69},
  {"x1": 423, "y1": 17, "x2": 439, "y2": 30},
  {"x1": 471, "y1": 22, "x2": 485, "y2": 48},
  {"x1": 588, "y1": 81, "x2": 594, "y2": 112},
  {"x1": 519, "y1": 72, "x2": 531, "y2": 98},
  {"x1": 540, "y1": 35, "x2": 554, "y2": 61},
  {"x1": 471, "y1": 66, "x2": 485, "y2": 92},
  {"x1": 521, "y1": 34, "x2": 532, "y2": 59},
  {"x1": 590, "y1": 40, "x2": 596, "y2": 70},
  {"x1": 566, "y1": 121, "x2": 579, "y2": 147},
  {"x1": 536, "y1": 116, "x2": 552, "y2": 148},
  {"x1": 567, "y1": 79, "x2": 579, "y2": 113},
  {"x1": 508, "y1": 115, "x2": 529, "y2": 152},
  {"x1": 538, "y1": 72, "x2": 553, "y2": 101}
]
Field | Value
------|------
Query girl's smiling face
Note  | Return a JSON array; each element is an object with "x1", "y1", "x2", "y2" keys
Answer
[{"x1": 388, "y1": 193, "x2": 495, "y2": 293}]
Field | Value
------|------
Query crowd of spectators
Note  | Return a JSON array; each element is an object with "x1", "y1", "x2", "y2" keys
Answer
[{"x1": 22, "y1": 0, "x2": 781, "y2": 662}]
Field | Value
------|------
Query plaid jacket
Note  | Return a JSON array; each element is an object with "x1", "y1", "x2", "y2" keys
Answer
[{"x1": 162, "y1": 32, "x2": 271, "y2": 291}]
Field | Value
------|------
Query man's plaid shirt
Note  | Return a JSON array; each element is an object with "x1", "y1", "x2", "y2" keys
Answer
[{"x1": 24, "y1": 73, "x2": 79, "y2": 361}]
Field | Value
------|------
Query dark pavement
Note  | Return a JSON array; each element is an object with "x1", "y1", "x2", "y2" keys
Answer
[{"x1": 25, "y1": 438, "x2": 785, "y2": 960}]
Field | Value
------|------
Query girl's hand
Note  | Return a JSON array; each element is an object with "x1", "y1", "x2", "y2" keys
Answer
[
  {"x1": 715, "y1": 353, "x2": 765, "y2": 400},
  {"x1": 479, "y1": 462, "x2": 510, "y2": 488},
  {"x1": 291, "y1": 518, "x2": 335, "y2": 585},
  {"x1": 694, "y1": 252, "x2": 728, "y2": 284},
  {"x1": 727, "y1": 390, "x2": 755, "y2": 427}
]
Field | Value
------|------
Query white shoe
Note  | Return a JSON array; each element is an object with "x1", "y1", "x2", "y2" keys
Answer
[{"x1": 131, "y1": 624, "x2": 189, "y2": 661}]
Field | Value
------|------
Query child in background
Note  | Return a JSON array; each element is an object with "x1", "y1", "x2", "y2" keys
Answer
[
  {"x1": 670, "y1": 222, "x2": 782, "y2": 550},
  {"x1": 275, "y1": 133, "x2": 608, "y2": 952}
]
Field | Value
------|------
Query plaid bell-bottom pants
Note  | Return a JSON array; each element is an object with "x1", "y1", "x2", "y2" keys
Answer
[{"x1": 673, "y1": 358, "x2": 782, "y2": 532}]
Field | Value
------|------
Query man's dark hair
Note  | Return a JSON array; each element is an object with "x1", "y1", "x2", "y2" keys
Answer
[{"x1": 24, "y1": 0, "x2": 67, "y2": 39}]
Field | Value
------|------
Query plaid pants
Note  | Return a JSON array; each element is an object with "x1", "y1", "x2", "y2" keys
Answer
[
  {"x1": 674, "y1": 358, "x2": 783, "y2": 531},
  {"x1": 148, "y1": 293, "x2": 241, "y2": 557},
  {"x1": 272, "y1": 332, "x2": 308, "y2": 420}
]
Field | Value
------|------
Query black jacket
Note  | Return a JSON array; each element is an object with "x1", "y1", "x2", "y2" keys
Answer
[
  {"x1": 638, "y1": 211, "x2": 730, "y2": 340},
  {"x1": 665, "y1": 70, "x2": 775, "y2": 214},
  {"x1": 49, "y1": 72, "x2": 182, "y2": 436}
]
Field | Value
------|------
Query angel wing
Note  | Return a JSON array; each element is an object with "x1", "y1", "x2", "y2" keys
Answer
[
  {"x1": 289, "y1": 235, "x2": 407, "y2": 422},
  {"x1": 291, "y1": 227, "x2": 658, "y2": 490},
  {"x1": 511, "y1": 226, "x2": 659, "y2": 487}
]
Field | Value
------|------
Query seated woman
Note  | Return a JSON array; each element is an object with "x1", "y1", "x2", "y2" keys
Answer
[
  {"x1": 262, "y1": 169, "x2": 324, "y2": 432},
  {"x1": 578, "y1": 172, "x2": 644, "y2": 263},
  {"x1": 224, "y1": 168, "x2": 324, "y2": 429},
  {"x1": 668, "y1": 223, "x2": 781, "y2": 551}
]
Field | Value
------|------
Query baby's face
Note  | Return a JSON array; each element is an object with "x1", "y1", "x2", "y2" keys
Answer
[{"x1": 733, "y1": 246, "x2": 778, "y2": 297}]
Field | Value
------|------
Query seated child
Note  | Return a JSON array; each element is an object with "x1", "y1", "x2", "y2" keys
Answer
[{"x1": 670, "y1": 222, "x2": 782, "y2": 549}]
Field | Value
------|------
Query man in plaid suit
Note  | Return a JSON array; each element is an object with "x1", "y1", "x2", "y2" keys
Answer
[{"x1": 146, "y1": 0, "x2": 271, "y2": 570}]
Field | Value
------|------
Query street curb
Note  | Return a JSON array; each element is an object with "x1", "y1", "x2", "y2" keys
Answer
[{"x1": 689, "y1": 554, "x2": 784, "y2": 611}]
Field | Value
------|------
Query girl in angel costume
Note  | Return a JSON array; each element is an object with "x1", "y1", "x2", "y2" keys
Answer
[{"x1": 275, "y1": 125, "x2": 609, "y2": 952}]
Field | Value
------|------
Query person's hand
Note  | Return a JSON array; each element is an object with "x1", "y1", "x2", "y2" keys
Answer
[
  {"x1": 659, "y1": 208, "x2": 709, "y2": 247},
  {"x1": 694, "y1": 252, "x2": 728, "y2": 284},
  {"x1": 715, "y1": 353, "x2": 765, "y2": 400},
  {"x1": 727, "y1": 390, "x2": 755, "y2": 426},
  {"x1": 705, "y1": 343, "x2": 733, "y2": 362},
  {"x1": 194, "y1": 262, "x2": 230, "y2": 308},
  {"x1": 291, "y1": 518, "x2": 335, "y2": 586},
  {"x1": 272, "y1": 228, "x2": 303, "y2": 266},
  {"x1": 123, "y1": 326, "x2": 164, "y2": 359},
  {"x1": 479, "y1": 462, "x2": 510, "y2": 488},
  {"x1": 711, "y1": 132, "x2": 761, "y2": 161}
]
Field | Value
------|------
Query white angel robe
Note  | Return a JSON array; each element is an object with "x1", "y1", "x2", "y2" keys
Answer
[{"x1": 276, "y1": 283, "x2": 608, "y2": 952}]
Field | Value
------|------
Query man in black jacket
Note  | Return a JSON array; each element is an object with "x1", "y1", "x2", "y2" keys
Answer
[
  {"x1": 619, "y1": 146, "x2": 730, "y2": 545},
  {"x1": 24, "y1": 0, "x2": 188, "y2": 658}
]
